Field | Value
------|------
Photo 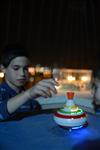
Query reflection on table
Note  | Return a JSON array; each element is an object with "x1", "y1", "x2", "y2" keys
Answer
[{"x1": 0, "y1": 108, "x2": 100, "y2": 150}]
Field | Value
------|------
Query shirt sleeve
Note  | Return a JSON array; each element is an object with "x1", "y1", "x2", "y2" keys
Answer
[
  {"x1": 0, "y1": 99, "x2": 11, "y2": 120},
  {"x1": 31, "y1": 99, "x2": 41, "y2": 110},
  {"x1": 0, "y1": 87, "x2": 41, "y2": 120},
  {"x1": 0, "y1": 89, "x2": 14, "y2": 120}
]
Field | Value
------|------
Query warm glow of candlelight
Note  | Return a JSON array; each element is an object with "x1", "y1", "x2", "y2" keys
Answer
[
  {"x1": 81, "y1": 76, "x2": 89, "y2": 82},
  {"x1": 67, "y1": 75, "x2": 75, "y2": 82},
  {"x1": 0, "y1": 72, "x2": 4, "y2": 78},
  {"x1": 43, "y1": 67, "x2": 52, "y2": 78},
  {"x1": 28, "y1": 67, "x2": 35, "y2": 76}
]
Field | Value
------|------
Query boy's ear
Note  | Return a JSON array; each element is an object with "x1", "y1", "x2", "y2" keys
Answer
[{"x1": 0, "y1": 65, "x2": 6, "y2": 73}]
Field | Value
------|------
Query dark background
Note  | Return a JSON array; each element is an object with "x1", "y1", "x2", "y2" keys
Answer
[{"x1": 0, "y1": 0, "x2": 100, "y2": 69}]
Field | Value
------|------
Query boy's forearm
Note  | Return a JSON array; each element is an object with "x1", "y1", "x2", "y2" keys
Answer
[{"x1": 7, "y1": 90, "x2": 31, "y2": 114}]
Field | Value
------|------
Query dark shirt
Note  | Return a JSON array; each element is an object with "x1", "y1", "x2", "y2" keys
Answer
[{"x1": 0, "y1": 82, "x2": 37, "y2": 120}]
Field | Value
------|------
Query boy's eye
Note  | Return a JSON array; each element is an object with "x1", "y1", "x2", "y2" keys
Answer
[
  {"x1": 13, "y1": 67, "x2": 19, "y2": 70},
  {"x1": 13, "y1": 67, "x2": 28, "y2": 71}
]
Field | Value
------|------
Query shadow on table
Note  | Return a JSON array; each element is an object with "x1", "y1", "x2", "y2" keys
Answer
[
  {"x1": 0, "y1": 108, "x2": 56, "y2": 122},
  {"x1": 72, "y1": 139, "x2": 100, "y2": 150}
]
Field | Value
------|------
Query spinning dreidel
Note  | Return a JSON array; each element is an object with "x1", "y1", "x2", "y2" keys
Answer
[{"x1": 54, "y1": 91, "x2": 87, "y2": 129}]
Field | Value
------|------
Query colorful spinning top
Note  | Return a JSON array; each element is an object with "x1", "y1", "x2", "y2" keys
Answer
[{"x1": 54, "y1": 91, "x2": 87, "y2": 129}]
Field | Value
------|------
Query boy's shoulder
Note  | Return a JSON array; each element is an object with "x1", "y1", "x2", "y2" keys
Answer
[
  {"x1": 0, "y1": 82, "x2": 10, "y2": 100},
  {"x1": 0, "y1": 82, "x2": 17, "y2": 100},
  {"x1": 0, "y1": 82, "x2": 7, "y2": 91},
  {"x1": 0, "y1": 82, "x2": 16, "y2": 96}
]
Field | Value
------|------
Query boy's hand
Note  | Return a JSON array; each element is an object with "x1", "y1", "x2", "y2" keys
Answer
[{"x1": 28, "y1": 79, "x2": 59, "y2": 99}]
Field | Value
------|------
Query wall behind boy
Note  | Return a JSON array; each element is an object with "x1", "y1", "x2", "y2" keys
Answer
[{"x1": 0, "y1": 0, "x2": 100, "y2": 69}]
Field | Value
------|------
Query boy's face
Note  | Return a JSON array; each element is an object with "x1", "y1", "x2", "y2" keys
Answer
[{"x1": 4, "y1": 56, "x2": 30, "y2": 88}]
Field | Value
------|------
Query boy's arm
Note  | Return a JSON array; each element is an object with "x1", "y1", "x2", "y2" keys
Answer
[
  {"x1": 7, "y1": 79, "x2": 58, "y2": 114},
  {"x1": 7, "y1": 90, "x2": 31, "y2": 114}
]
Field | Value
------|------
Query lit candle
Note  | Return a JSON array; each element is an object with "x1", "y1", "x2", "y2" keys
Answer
[{"x1": 43, "y1": 67, "x2": 52, "y2": 79}]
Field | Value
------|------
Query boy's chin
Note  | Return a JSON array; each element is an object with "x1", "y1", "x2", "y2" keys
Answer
[{"x1": 16, "y1": 83, "x2": 25, "y2": 87}]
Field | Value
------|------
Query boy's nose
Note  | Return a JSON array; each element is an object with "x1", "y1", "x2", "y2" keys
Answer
[{"x1": 20, "y1": 69, "x2": 25, "y2": 76}]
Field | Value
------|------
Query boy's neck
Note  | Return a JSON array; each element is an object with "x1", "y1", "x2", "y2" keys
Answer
[{"x1": 5, "y1": 79, "x2": 23, "y2": 93}]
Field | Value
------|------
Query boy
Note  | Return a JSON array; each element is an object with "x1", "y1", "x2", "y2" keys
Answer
[{"x1": 0, "y1": 44, "x2": 58, "y2": 120}]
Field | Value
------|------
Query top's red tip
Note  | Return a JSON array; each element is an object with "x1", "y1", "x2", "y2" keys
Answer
[{"x1": 66, "y1": 91, "x2": 74, "y2": 99}]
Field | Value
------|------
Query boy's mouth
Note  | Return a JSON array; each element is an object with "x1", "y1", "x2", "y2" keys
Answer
[{"x1": 17, "y1": 79, "x2": 26, "y2": 83}]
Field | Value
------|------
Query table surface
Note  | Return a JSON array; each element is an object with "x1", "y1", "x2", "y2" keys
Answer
[{"x1": 0, "y1": 109, "x2": 100, "y2": 150}]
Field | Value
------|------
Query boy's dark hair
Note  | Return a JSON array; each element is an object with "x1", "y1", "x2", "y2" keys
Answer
[{"x1": 0, "y1": 43, "x2": 29, "y2": 67}]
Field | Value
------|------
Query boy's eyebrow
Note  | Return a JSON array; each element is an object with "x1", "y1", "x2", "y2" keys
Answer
[{"x1": 12, "y1": 65, "x2": 29, "y2": 67}]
